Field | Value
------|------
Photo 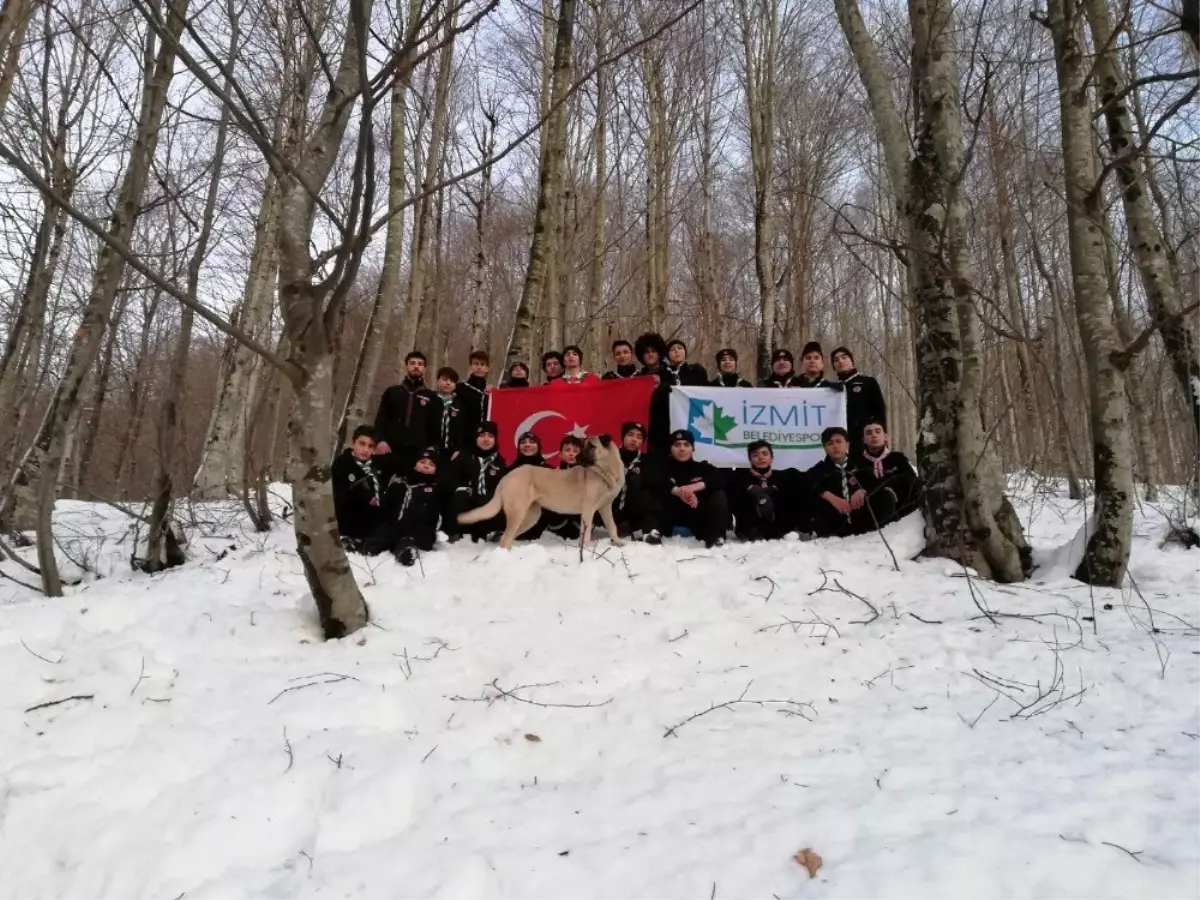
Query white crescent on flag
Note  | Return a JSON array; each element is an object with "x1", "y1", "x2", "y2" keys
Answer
[{"x1": 513, "y1": 409, "x2": 567, "y2": 455}]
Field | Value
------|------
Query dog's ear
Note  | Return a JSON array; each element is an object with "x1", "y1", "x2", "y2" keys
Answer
[{"x1": 598, "y1": 434, "x2": 613, "y2": 447}]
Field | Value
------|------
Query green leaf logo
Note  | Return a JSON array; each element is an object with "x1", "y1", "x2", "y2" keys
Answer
[{"x1": 712, "y1": 404, "x2": 737, "y2": 442}]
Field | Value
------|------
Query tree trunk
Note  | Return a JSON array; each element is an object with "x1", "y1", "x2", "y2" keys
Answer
[
  {"x1": 505, "y1": 0, "x2": 576, "y2": 371},
  {"x1": 6, "y1": 0, "x2": 187, "y2": 595},
  {"x1": 1046, "y1": 0, "x2": 1133, "y2": 585},
  {"x1": 0, "y1": 0, "x2": 33, "y2": 117},
  {"x1": 468, "y1": 105, "x2": 497, "y2": 353},
  {"x1": 1085, "y1": 0, "x2": 1199, "y2": 438},
  {"x1": 585, "y1": 0, "x2": 606, "y2": 364}
]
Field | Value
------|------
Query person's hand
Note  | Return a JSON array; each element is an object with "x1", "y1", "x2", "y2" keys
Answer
[
  {"x1": 369, "y1": 497, "x2": 379, "y2": 506},
  {"x1": 850, "y1": 489, "x2": 867, "y2": 510},
  {"x1": 375, "y1": 441, "x2": 391, "y2": 455},
  {"x1": 485, "y1": 385, "x2": 495, "y2": 394},
  {"x1": 451, "y1": 451, "x2": 460, "y2": 461},
  {"x1": 824, "y1": 492, "x2": 850, "y2": 515}
]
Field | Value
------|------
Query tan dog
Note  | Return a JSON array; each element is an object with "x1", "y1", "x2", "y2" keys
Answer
[{"x1": 457, "y1": 434, "x2": 625, "y2": 550}]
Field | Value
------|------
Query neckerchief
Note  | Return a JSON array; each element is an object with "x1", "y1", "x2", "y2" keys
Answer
[
  {"x1": 863, "y1": 445, "x2": 891, "y2": 480},
  {"x1": 354, "y1": 457, "x2": 381, "y2": 504},
  {"x1": 475, "y1": 451, "x2": 498, "y2": 494},
  {"x1": 562, "y1": 370, "x2": 590, "y2": 383}
]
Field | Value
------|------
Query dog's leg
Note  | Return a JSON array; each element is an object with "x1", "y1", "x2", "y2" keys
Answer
[
  {"x1": 599, "y1": 502, "x2": 623, "y2": 546},
  {"x1": 498, "y1": 499, "x2": 528, "y2": 549},
  {"x1": 578, "y1": 502, "x2": 596, "y2": 562},
  {"x1": 517, "y1": 503, "x2": 542, "y2": 536}
]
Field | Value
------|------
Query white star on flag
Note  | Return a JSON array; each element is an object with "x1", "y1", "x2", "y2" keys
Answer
[{"x1": 568, "y1": 423, "x2": 589, "y2": 438}]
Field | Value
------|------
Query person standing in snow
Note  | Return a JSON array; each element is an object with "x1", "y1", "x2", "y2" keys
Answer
[
  {"x1": 729, "y1": 440, "x2": 806, "y2": 540},
  {"x1": 710, "y1": 348, "x2": 753, "y2": 387},
  {"x1": 504, "y1": 361, "x2": 531, "y2": 388},
  {"x1": 613, "y1": 421, "x2": 659, "y2": 540},
  {"x1": 560, "y1": 345, "x2": 600, "y2": 384},
  {"x1": 332, "y1": 425, "x2": 399, "y2": 555},
  {"x1": 541, "y1": 350, "x2": 565, "y2": 384},
  {"x1": 645, "y1": 429, "x2": 730, "y2": 548},
  {"x1": 602, "y1": 339, "x2": 639, "y2": 380},
  {"x1": 796, "y1": 341, "x2": 835, "y2": 388},
  {"x1": 830, "y1": 346, "x2": 887, "y2": 453},
  {"x1": 665, "y1": 339, "x2": 709, "y2": 386},
  {"x1": 634, "y1": 332, "x2": 674, "y2": 457},
  {"x1": 432, "y1": 367, "x2": 466, "y2": 463},
  {"x1": 374, "y1": 351, "x2": 438, "y2": 469},
  {"x1": 447, "y1": 422, "x2": 508, "y2": 543},
  {"x1": 760, "y1": 349, "x2": 802, "y2": 387},
  {"x1": 455, "y1": 350, "x2": 492, "y2": 445},
  {"x1": 807, "y1": 426, "x2": 893, "y2": 537},
  {"x1": 856, "y1": 421, "x2": 922, "y2": 521},
  {"x1": 634, "y1": 332, "x2": 672, "y2": 383},
  {"x1": 390, "y1": 448, "x2": 444, "y2": 566}
]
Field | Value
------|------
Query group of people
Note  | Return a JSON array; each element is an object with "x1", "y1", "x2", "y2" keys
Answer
[{"x1": 331, "y1": 334, "x2": 920, "y2": 566}]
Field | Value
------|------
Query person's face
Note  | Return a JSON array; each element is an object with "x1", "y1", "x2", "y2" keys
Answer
[
  {"x1": 623, "y1": 430, "x2": 644, "y2": 452},
  {"x1": 560, "y1": 444, "x2": 580, "y2": 464},
  {"x1": 641, "y1": 348, "x2": 660, "y2": 367},
  {"x1": 671, "y1": 439, "x2": 693, "y2": 462},
  {"x1": 832, "y1": 352, "x2": 854, "y2": 374},
  {"x1": 470, "y1": 359, "x2": 489, "y2": 378},
  {"x1": 510, "y1": 365, "x2": 528, "y2": 382},
  {"x1": 518, "y1": 437, "x2": 539, "y2": 456},
  {"x1": 750, "y1": 447, "x2": 773, "y2": 469},
  {"x1": 719, "y1": 355, "x2": 737, "y2": 373},
  {"x1": 544, "y1": 358, "x2": 563, "y2": 378},
  {"x1": 406, "y1": 357, "x2": 426, "y2": 379},
  {"x1": 476, "y1": 432, "x2": 496, "y2": 452},
  {"x1": 613, "y1": 344, "x2": 634, "y2": 366},
  {"x1": 772, "y1": 357, "x2": 792, "y2": 375},
  {"x1": 563, "y1": 349, "x2": 581, "y2": 369},
  {"x1": 802, "y1": 352, "x2": 824, "y2": 375},
  {"x1": 437, "y1": 376, "x2": 456, "y2": 394},
  {"x1": 864, "y1": 423, "x2": 888, "y2": 451},
  {"x1": 668, "y1": 344, "x2": 686, "y2": 365},
  {"x1": 415, "y1": 457, "x2": 437, "y2": 476},
  {"x1": 825, "y1": 434, "x2": 849, "y2": 462},
  {"x1": 351, "y1": 435, "x2": 375, "y2": 461}
]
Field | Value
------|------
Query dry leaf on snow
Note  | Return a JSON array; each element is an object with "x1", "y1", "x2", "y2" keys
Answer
[
  {"x1": 524, "y1": 733, "x2": 542, "y2": 742},
  {"x1": 794, "y1": 848, "x2": 823, "y2": 878}
]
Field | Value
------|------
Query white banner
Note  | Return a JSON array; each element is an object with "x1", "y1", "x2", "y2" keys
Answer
[{"x1": 668, "y1": 386, "x2": 846, "y2": 469}]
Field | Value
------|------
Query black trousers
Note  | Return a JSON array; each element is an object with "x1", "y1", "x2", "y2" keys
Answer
[
  {"x1": 731, "y1": 489, "x2": 799, "y2": 540},
  {"x1": 651, "y1": 489, "x2": 730, "y2": 544},
  {"x1": 396, "y1": 496, "x2": 440, "y2": 551},
  {"x1": 811, "y1": 488, "x2": 898, "y2": 538},
  {"x1": 613, "y1": 482, "x2": 660, "y2": 537},
  {"x1": 448, "y1": 490, "x2": 504, "y2": 540}
]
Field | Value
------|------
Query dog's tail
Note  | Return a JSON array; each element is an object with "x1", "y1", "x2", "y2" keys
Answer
[{"x1": 457, "y1": 491, "x2": 504, "y2": 525}]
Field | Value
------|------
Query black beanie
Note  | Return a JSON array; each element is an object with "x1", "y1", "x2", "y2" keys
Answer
[
  {"x1": 476, "y1": 421, "x2": 499, "y2": 438},
  {"x1": 668, "y1": 429, "x2": 695, "y2": 446},
  {"x1": 518, "y1": 431, "x2": 542, "y2": 448},
  {"x1": 621, "y1": 421, "x2": 646, "y2": 438},
  {"x1": 801, "y1": 341, "x2": 823, "y2": 359},
  {"x1": 715, "y1": 347, "x2": 738, "y2": 364},
  {"x1": 772, "y1": 348, "x2": 793, "y2": 363},
  {"x1": 416, "y1": 446, "x2": 439, "y2": 465},
  {"x1": 831, "y1": 346, "x2": 854, "y2": 363}
]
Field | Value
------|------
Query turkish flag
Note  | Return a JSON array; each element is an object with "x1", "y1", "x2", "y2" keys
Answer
[{"x1": 488, "y1": 378, "x2": 656, "y2": 464}]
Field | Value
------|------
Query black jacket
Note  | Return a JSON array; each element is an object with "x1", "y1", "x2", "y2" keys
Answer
[
  {"x1": 652, "y1": 456, "x2": 727, "y2": 495},
  {"x1": 602, "y1": 364, "x2": 640, "y2": 380},
  {"x1": 760, "y1": 371, "x2": 802, "y2": 388},
  {"x1": 511, "y1": 453, "x2": 550, "y2": 470},
  {"x1": 454, "y1": 448, "x2": 507, "y2": 500},
  {"x1": 839, "y1": 370, "x2": 887, "y2": 438},
  {"x1": 665, "y1": 361, "x2": 709, "y2": 387},
  {"x1": 856, "y1": 449, "x2": 921, "y2": 511},
  {"x1": 455, "y1": 376, "x2": 490, "y2": 444},
  {"x1": 393, "y1": 470, "x2": 441, "y2": 520},
  {"x1": 807, "y1": 455, "x2": 866, "y2": 503},
  {"x1": 711, "y1": 372, "x2": 753, "y2": 388},
  {"x1": 331, "y1": 449, "x2": 392, "y2": 539},
  {"x1": 375, "y1": 377, "x2": 437, "y2": 454},
  {"x1": 431, "y1": 394, "x2": 467, "y2": 459},
  {"x1": 729, "y1": 465, "x2": 804, "y2": 531},
  {"x1": 794, "y1": 372, "x2": 837, "y2": 389},
  {"x1": 639, "y1": 363, "x2": 673, "y2": 385}
]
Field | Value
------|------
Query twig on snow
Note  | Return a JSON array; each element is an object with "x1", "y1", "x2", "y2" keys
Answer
[
  {"x1": 752, "y1": 575, "x2": 777, "y2": 602},
  {"x1": 268, "y1": 674, "x2": 359, "y2": 705},
  {"x1": 421, "y1": 744, "x2": 438, "y2": 763},
  {"x1": 755, "y1": 612, "x2": 841, "y2": 644},
  {"x1": 667, "y1": 629, "x2": 689, "y2": 643},
  {"x1": 663, "y1": 680, "x2": 816, "y2": 738},
  {"x1": 863, "y1": 664, "x2": 914, "y2": 689},
  {"x1": 282, "y1": 727, "x2": 294, "y2": 773},
  {"x1": 908, "y1": 612, "x2": 944, "y2": 625},
  {"x1": 25, "y1": 694, "x2": 94, "y2": 713},
  {"x1": 450, "y1": 679, "x2": 613, "y2": 709},
  {"x1": 130, "y1": 656, "x2": 146, "y2": 697},
  {"x1": 1101, "y1": 841, "x2": 1144, "y2": 864},
  {"x1": 20, "y1": 638, "x2": 62, "y2": 664}
]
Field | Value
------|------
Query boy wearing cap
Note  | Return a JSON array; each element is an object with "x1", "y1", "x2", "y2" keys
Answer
[
  {"x1": 807, "y1": 426, "x2": 893, "y2": 537},
  {"x1": 831, "y1": 346, "x2": 887, "y2": 450},
  {"x1": 447, "y1": 422, "x2": 509, "y2": 543},
  {"x1": 374, "y1": 350, "x2": 437, "y2": 467},
  {"x1": 729, "y1": 440, "x2": 805, "y2": 540},
  {"x1": 509, "y1": 431, "x2": 552, "y2": 539},
  {"x1": 761, "y1": 349, "x2": 802, "y2": 387},
  {"x1": 646, "y1": 429, "x2": 729, "y2": 548},
  {"x1": 710, "y1": 348, "x2": 752, "y2": 387},
  {"x1": 602, "y1": 339, "x2": 639, "y2": 379},
  {"x1": 665, "y1": 339, "x2": 709, "y2": 386},
  {"x1": 613, "y1": 421, "x2": 657, "y2": 539},
  {"x1": 391, "y1": 447, "x2": 445, "y2": 566},
  {"x1": 504, "y1": 362, "x2": 531, "y2": 387},
  {"x1": 543, "y1": 435, "x2": 585, "y2": 541},
  {"x1": 796, "y1": 341, "x2": 834, "y2": 388}
]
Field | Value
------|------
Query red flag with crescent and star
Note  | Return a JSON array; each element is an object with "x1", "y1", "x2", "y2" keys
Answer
[{"x1": 487, "y1": 377, "x2": 657, "y2": 464}]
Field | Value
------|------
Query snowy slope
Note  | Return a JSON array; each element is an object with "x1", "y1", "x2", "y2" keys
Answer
[{"x1": 1, "y1": 484, "x2": 1197, "y2": 899}]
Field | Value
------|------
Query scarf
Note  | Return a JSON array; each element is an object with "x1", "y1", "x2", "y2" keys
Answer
[
  {"x1": 839, "y1": 368, "x2": 860, "y2": 383},
  {"x1": 749, "y1": 466, "x2": 773, "y2": 489},
  {"x1": 863, "y1": 446, "x2": 890, "y2": 480},
  {"x1": 438, "y1": 393, "x2": 454, "y2": 447},
  {"x1": 833, "y1": 458, "x2": 852, "y2": 513},
  {"x1": 474, "y1": 451, "x2": 498, "y2": 495},
  {"x1": 716, "y1": 372, "x2": 743, "y2": 387},
  {"x1": 354, "y1": 457, "x2": 381, "y2": 504},
  {"x1": 562, "y1": 370, "x2": 590, "y2": 383},
  {"x1": 610, "y1": 364, "x2": 637, "y2": 379}
]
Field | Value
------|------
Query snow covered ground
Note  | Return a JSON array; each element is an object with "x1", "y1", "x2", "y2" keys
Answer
[{"x1": 1, "y1": 481, "x2": 1198, "y2": 899}]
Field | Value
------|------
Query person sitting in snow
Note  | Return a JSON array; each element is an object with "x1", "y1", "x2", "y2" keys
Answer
[
  {"x1": 390, "y1": 447, "x2": 444, "y2": 566},
  {"x1": 447, "y1": 422, "x2": 508, "y2": 543},
  {"x1": 729, "y1": 440, "x2": 806, "y2": 541},
  {"x1": 808, "y1": 426, "x2": 893, "y2": 538},
  {"x1": 855, "y1": 421, "x2": 922, "y2": 521},
  {"x1": 645, "y1": 429, "x2": 729, "y2": 548},
  {"x1": 710, "y1": 348, "x2": 753, "y2": 387},
  {"x1": 613, "y1": 421, "x2": 659, "y2": 540},
  {"x1": 543, "y1": 434, "x2": 585, "y2": 542},
  {"x1": 332, "y1": 425, "x2": 398, "y2": 555}
]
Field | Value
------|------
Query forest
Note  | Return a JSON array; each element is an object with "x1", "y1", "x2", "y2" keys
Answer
[{"x1": 0, "y1": 0, "x2": 1195, "y2": 637}]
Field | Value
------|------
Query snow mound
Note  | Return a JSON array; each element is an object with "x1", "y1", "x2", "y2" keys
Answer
[{"x1": 1, "y1": 489, "x2": 1198, "y2": 898}]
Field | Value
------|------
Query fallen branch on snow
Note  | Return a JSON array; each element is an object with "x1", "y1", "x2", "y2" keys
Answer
[
  {"x1": 663, "y1": 680, "x2": 816, "y2": 738},
  {"x1": 449, "y1": 679, "x2": 613, "y2": 709},
  {"x1": 25, "y1": 694, "x2": 94, "y2": 713}
]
